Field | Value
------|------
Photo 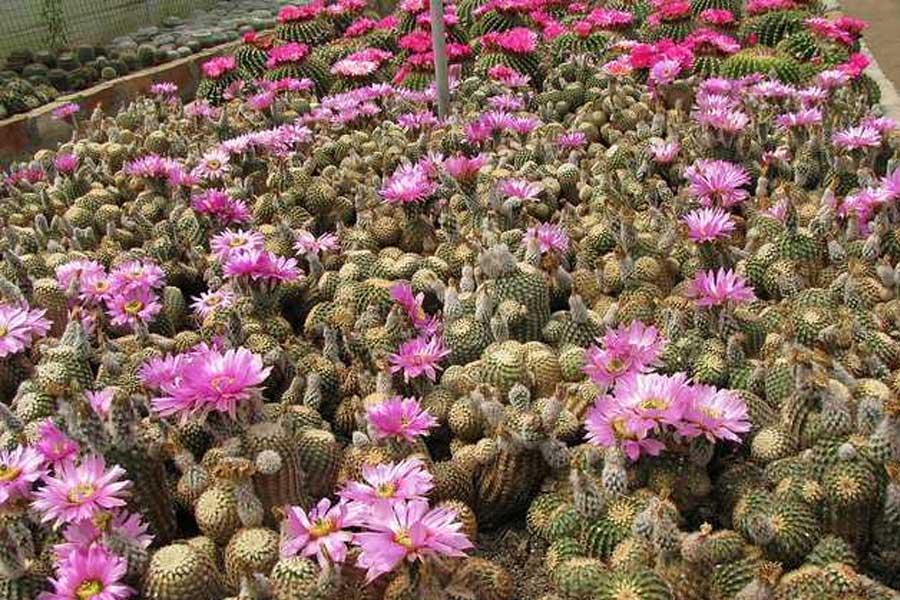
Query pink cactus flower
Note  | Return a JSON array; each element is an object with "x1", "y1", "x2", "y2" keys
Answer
[
  {"x1": 151, "y1": 346, "x2": 271, "y2": 423},
  {"x1": 684, "y1": 159, "x2": 750, "y2": 207},
  {"x1": 44, "y1": 545, "x2": 133, "y2": 600},
  {"x1": 687, "y1": 268, "x2": 757, "y2": 307},
  {"x1": 682, "y1": 384, "x2": 751, "y2": 442},
  {"x1": 583, "y1": 321, "x2": 667, "y2": 387},
  {"x1": 366, "y1": 396, "x2": 437, "y2": 442},
  {"x1": 525, "y1": 223, "x2": 569, "y2": 254},
  {"x1": 35, "y1": 421, "x2": 80, "y2": 466},
  {"x1": 340, "y1": 457, "x2": 434, "y2": 508},
  {"x1": 354, "y1": 499, "x2": 473, "y2": 582},
  {"x1": 0, "y1": 445, "x2": 46, "y2": 505},
  {"x1": 683, "y1": 207, "x2": 736, "y2": 242},
  {"x1": 281, "y1": 498, "x2": 361, "y2": 568},
  {"x1": 389, "y1": 336, "x2": 449, "y2": 382},
  {"x1": 0, "y1": 303, "x2": 51, "y2": 358},
  {"x1": 32, "y1": 455, "x2": 131, "y2": 527}
]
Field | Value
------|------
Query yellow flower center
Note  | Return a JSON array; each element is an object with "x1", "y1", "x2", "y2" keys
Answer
[
  {"x1": 210, "y1": 375, "x2": 235, "y2": 392},
  {"x1": 611, "y1": 417, "x2": 637, "y2": 441},
  {"x1": 75, "y1": 579, "x2": 103, "y2": 599},
  {"x1": 204, "y1": 296, "x2": 222, "y2": 306},
  {"x1": 206, "y1": 159, "x2": 221, "y2": 170},
  {"x1": 701, "y1": 407, "x2": 722, "y2": 419},
  {"x1": 0, "y1": 325, "x2": 7, "y2": 338},
  {"x1": 606, "y1": 357, "x2": 626, "y2": 373},
  {"x1": 640, "y1": 398, "x2": 667, "y2": 411},
  {"x1": 68, "y1": 483, "x2": 95, "y2": 504},
  {"x1": 309, "y1": 518, "x2": 335, "y2": 539},
  {"x1": 123, "y1": 300, "x2": 144, "y2": 315},
  {"x1": 393, "y1": 529, "x2": 414, "y2": 550},
  {"x1": 229, "y1": 237, "x2": 247, "y2": 248},
  {"x1": 0, "y1": 465, "x2": 21, "y2": 482},
  {"x1": 376, "y1": 483, "x2": 397, "y2": 498},
  {"x1": 93, "y1": 280, "x2": 110, "y2": 292}
]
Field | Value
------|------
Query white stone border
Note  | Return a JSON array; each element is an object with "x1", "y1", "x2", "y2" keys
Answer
[{"x1": 827, "y1": 0, "x2": 900, "y2": 120}]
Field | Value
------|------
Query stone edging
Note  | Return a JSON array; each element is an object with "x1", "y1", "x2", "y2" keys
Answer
[
  {"x1": 825, "y1": 0, "x2": 900, "y2": 121},
  {"x1": 0, "y1": 40, "x2": 239, "y2": 164}
]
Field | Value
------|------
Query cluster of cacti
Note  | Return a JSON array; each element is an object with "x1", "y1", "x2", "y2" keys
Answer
[
  {"x1": 0, "y1": 0, "x2": 282, "y2": 118},
  {"x1": 3, "y1": 1, "x2": 900, "y2": 600}
]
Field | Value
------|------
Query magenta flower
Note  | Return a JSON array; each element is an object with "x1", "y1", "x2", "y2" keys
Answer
[
  {"x1": 139, "y1": 354, "x2": 185, "y2": 391},
  {"x1": 202, "y1": 56, "x2": 237, "y2": 79},
  {"x1": 281, "y1": 498, "x2": 360, "y2": 568},
  {"x1": 881, "y1": 167, "x2": 900, "y2": 201},
  {"x1": 684, "y1": 159, "x2": 750, "y2": 208},
  {"x1": 106, "y1": 287, "x2": 162, "y2": 330},
  {"x1": 332, "y1": 49, "x2": 389, "y2": 77},
  {"x1": 53, "y1": 153, "x2": 78, "y2": 174},
  {"x1": 109, "y1": 260, "x2": 165, "y2": 294},
  {"x1": 507, "y1": 115, "x2": 541, "y2": 135},
  {"x1": 0, "y1": 302, "x2": 51, "y2": 358},
  {"x1": 150, "y1": 81, "x2": 178, "y2": 97},
  {"x1": 366, "y1": 396, "x2": 437, "y2": 442},
  {"x1": 649, "y1": 58, "x2": 682, "y2": 86},
  {"x1": 682, "y1": 384, "x2": 750, "y2": 442},
  {"x1": 124, "y1": 154, "x2": 182, "y2": 183},
  {"x1": 683, "y1": 207, "x2": 735, "y2": 243},
  {"x1": 186, "y1": 100, "x2": 222, "y2": 120},
  {"x1": 696, "y1": 108, "x2": 750, "y2": 133},
  {"x1": 832, "y1": 125, "x2": 882, "y2": 151},
  {"x1": 55, "y1": 510, "x2": 152, "y2": 561},
  {"x1": 44, "y1": 545, "x2": 133, "y2": 600},
  {"x1": 32, "y1": 456, "x2": 130, "y2": 527},
  {"x1": 191, "y1": 189, "x2": 250, "y2": 226},
  {"x1": 648, "y1": 140, "x2": 680, "y2": 164},
  {"x1": 294, "y1": 230, "x2": 340, "y2": 256},
  {"x1": 85, "y1": 388, "x2": 115, "y2": 418},
  {"x1": 223, "y1": 249, "x2": 300, "y2": 283},
  {"x1": 396, "y1": 111, "x2": 439, "y2": 130},
  {"x1": 444, "y1": 154, "x2": 487, "y2": 181},
  {"x1": 588, "y1": 7, "x2": 634, "y2": 29},
  {"x1": 77, "y1": 272, "x2": 113, "y2": 305},
  {"x1": 267, "y1": 43, "x2": 311, "y2": 68},
  {"x1": 747, "y1": 0, "x2": 796, "y2": 15},
  {"x1": 498, "y1": 178, "x2": 542, "y2": 202},
  {"x1": 388, "y1": 336, "x2": 449, "y2": 383},
  {"x1": 354, "y1": 499, "x2": 473, "y2": 582},
  {"x1": 390, "y1": 282, "x2": 437, "y2": 334},
  {"x1": 488, "y1": 94, "x2": 525, "y2": 111},
  {"x1": 700, "y1": 8, "x2": 735, "y2": 24},
  {"x1": 584, "y1": 398, "x2": 666, "y2": 461},
  {"x1": 583, "y1": 321, "x2": 666, "y2": 387},
  {"x1": 35, "y1": 421, "x2": 80, "y2": 466},
  {"x1": 380, "y1": 163, "x2": 437, "y2": 205},
  {"x1": 56, "y1": 260, "x2": 105, "y2": 293},
  {"x1": 776, "y1": 108, "x2": 822, "y2": 129},
  {"x1": 190, "y1": 288, "x2": 236, "y2": 319},
  {"x1": 861, "y1": 115, "x2": 896, "y2": 134},
  {"x1": 525, "y1": 223, "x2": 569, "y2": 254},
  {"x1": 0, "y1": 445, "x2": 46, "y2": 505},
  {"x1": 487, "y1": 64, "x2": 530, "y2": 87},
  {"x1": 340, "y1": 457, "x2": 434, "y2": 508},
  {"x1": 687, "y1": 268, "x2": 757, "y2": 307},
  {"x1": 481, "y1": 28, "x2": 538, "y2": 54},
  {"x1": 611, "y1": 372, "x2": 692, "y2": 434},
  {"x1": 247, "y1": 91, "x2": 276, "y2": 111},
  {"x1": 151, "y1": 346, "x2": 271, "y2": 423},
  {"x1": 52, "y1": 103, "x2": 80, "y2": 120},
  {"x1": 210, "y1": 229, "x2": 265, "y2": 261},
  {"x1": 556, "y1": 131, "x2": 588, "y2": 149}
]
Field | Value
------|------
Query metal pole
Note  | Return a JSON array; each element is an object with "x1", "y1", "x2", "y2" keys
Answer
[{"x1": 429, "y1": 0, "x2": 450, "y2": 119}]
